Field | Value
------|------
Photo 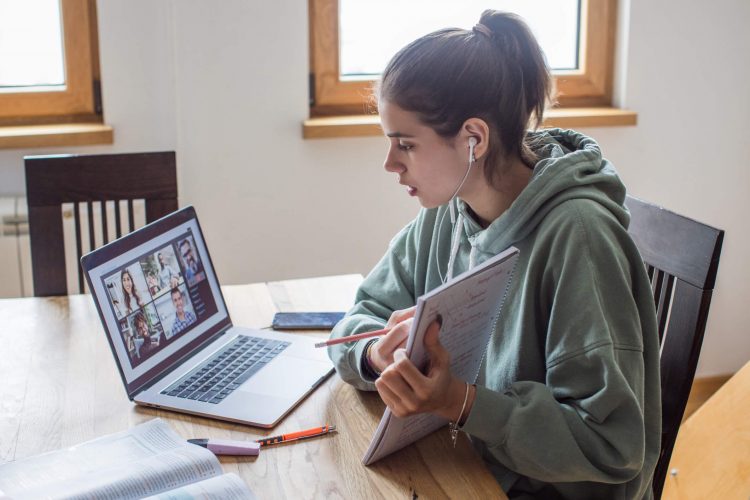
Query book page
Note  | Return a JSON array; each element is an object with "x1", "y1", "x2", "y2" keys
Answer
[
  {"x1": 0, "y1": 419, "x2": 226, "y2": 500},
  {"x1": 144, "y1": 473, "x2": 255, "y2": 500},
  {"x1": 363, "y1": 247, "x2": 518, "y2": 465}
]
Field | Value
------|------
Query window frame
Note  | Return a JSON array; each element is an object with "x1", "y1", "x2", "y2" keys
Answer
[
  {"x1": 0, "y1": 0, "x2": 101, "y2": 126},
  {"x1": 308, "y1": 0, "x2": 618, "y2": 117}
]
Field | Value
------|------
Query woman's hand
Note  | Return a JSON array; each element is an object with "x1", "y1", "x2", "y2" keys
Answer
[
  {"x1": 374, "y1": 321, "x2": 474, "y2": 421},
  {"x1": 385, "y1": 306, "x2": 416, "y2": 329},
  {"x1": 368, "y1": 307, "x2": 417, "y2": 373}
]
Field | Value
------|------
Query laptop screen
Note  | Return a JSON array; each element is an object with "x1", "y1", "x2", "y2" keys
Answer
[{"x1": 83, "y1": 207, "x2": 231, "y2": 396}]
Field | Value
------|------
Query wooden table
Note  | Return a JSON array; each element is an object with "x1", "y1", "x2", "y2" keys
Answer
[
  {"x1": 0, "y1": 275, "x2": 506, "y2": 499},
  {"x1": 662, "y1": 360, "x2": 750, "y2": 500}
]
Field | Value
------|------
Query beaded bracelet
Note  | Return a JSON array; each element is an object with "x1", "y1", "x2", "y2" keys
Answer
[
  {"x1": 361, "y1": 338, "x2": 381, "y2": 381},
  {"x1": 449, "y1": 382, "x2": 471, "y2": 447}
]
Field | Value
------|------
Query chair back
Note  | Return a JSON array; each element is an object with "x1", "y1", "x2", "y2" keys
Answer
[
  {"x1": 25, "y1": 151, "x2": 178, "y2": 297},
  {"x1": 625, "y1": 195, "x2": 724, "y2": 498}
]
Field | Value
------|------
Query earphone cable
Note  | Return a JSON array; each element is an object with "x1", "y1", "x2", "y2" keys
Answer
[{"x1": 436, "y1": 145, "x2": 475, "y2": 283}]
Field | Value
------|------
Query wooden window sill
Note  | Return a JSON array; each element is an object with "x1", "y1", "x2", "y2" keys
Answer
[
  {"x1": 0, "y1": 123, "x2": 114, "y2": 149},
  {"x1": 303, "y1": 107, "x2": 637, "y2": 139}
]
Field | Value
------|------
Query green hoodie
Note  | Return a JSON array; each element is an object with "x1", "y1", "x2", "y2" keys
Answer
[{"x1": 328, "y1": 129, "x2": 661, "y2": 499}]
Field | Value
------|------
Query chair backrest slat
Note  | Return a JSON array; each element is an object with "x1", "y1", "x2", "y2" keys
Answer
[
  {"x1": 100, "y1": 201, "x2": 109, "y2": 245},
  {"x1": 655, "y1": 272, "x2": 675, "y2": 341},
  {"x1": 652, "y1": 268, "x2": 664, "y2": 305},
  {"x1": 114, "y1": 200, "x2": 122, "y2": 238},
  {"x1": 73, "y1": 202, "x2": 84, "y2": 293},
  {"x1": 25, "y1": 151, "x2": 178, "y2": 297},
  {"x1": 625, "y1": 195, "x2": 723, "y2": 499},
  {"x1": 86, "y1": 201, "x2": 95, "y2": 252},
  {"x1": 127, "y1": 198, "x2": 135, "y2": 232}
]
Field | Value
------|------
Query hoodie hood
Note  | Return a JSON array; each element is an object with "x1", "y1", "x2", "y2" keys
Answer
[{"x1": 456, "y1": 128, "x2": 629, "y2": 258}]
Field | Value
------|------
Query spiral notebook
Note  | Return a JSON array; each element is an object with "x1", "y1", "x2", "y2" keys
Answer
[{"x1": 362, "y1": 246, "x2": 519, "y2": 465}]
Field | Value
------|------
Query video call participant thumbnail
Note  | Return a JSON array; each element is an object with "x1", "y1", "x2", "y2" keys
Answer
[
  {"x1": 178, "y1": 237, "x2": 205, "y2": 286},
  {"x1": 170, "y1": 287, "x2": 196, "y2": 338}
]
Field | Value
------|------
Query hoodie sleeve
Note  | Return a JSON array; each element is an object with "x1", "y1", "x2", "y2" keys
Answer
[
  {"x1": 460, "y1": 200, "x2": 657, "y2": 485},
  {"x1": 327, "y1": 221, "x2": 420, "y2": 391}
]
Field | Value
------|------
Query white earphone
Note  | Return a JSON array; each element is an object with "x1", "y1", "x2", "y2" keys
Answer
[{"x1": 447, "y1": 136, "x2": 479, "y2": 225}]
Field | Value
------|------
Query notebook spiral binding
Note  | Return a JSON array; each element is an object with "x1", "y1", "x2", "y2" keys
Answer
[{"x1": 472, "y1": 252, "x2": 520, "y2": 384}]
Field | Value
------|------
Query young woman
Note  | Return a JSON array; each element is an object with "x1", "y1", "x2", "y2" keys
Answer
[
  {"x1": 328, "y1": 10, "x2": 661, "y2": 499},
  {"x1": 120, "y1": 269, "x2": 143, "y2": 315}
]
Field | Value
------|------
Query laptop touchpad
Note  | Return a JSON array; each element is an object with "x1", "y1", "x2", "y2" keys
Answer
[{"x1": 237, "y1": 356, "x2": 327, "y2": 399}]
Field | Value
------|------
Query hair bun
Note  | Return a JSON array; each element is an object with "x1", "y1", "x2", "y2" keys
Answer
[{"x1": 472, "y1": 23, "x2": 493, "y2": 38}]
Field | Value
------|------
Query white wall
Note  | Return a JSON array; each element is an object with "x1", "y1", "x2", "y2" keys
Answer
[
  {"x1": 580, "y1": 0, "x2": 750, "y2": 377},
  {"x1": 169, "y1": 1, "x2": 417, "y2": 284},
  {"x1": 0, "y1": 0, "x2": 746, "y2": 376}
]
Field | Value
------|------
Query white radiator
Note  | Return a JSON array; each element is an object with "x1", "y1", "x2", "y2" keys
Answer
[{"x1": 0, "y1": 196, "x2": 31, "y2": 298}]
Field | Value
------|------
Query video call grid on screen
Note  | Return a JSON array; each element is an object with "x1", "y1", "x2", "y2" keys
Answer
[{"x1": 88, "y1": 218, "x2": 228, "y2": 383}]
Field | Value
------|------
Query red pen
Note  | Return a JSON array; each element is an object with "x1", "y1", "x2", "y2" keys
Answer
[
  {"x1": 256, "y1": 424, "x2": 337, "y2": 446},
  {"x1": 314, "y1": 327, "x2": 390, "y2": 348}
]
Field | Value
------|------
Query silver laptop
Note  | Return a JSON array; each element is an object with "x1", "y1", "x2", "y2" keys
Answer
[{"x1": 81, "y1": 206, "x2": 333, "y2": 428}]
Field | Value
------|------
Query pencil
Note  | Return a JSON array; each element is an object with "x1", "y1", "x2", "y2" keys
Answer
[
  {"x1": 256, "y1": 424, "x2": 337, "y2": 446},
  {"x1": 314, "y1": 327, "x2": 390, "y2": 348}
]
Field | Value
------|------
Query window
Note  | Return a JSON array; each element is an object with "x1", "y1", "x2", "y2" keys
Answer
[
  {"x1": 0, "y1": 0, "x2": 101, "y2": 126},
  {"x1": 309, "y1": 0, "x2": 618, "y2": 118}
]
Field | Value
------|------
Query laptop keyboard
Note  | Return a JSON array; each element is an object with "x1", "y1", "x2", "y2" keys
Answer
[{"x1": 161, "y1": 335, "x2": 290, "y2": 404}]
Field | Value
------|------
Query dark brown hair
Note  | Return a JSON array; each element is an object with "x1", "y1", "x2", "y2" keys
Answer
[
  {"x1": 121, "y1": 269, "x2": 141, "y2": 313},
  {"x1": 133, "y1": 310, "x2": 148, "y2": 333},
  {"x1": 377, "y1": 10, "x2": 553, "y2": 185}
]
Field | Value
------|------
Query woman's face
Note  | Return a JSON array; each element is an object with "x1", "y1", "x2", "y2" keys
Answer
[
  {"x1": 379, "y1": 100, "x2": 472, "y2": 209},
  {"x1": 122, "y1": 272, "x2": 133, "y2": 293}
]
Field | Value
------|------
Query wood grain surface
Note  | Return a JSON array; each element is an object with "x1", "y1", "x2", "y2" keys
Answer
[
  {"x1": 662, "y1": 361, "x2": 750, "y2": 500},
  {"x1": 0, "y1": 275, "x2": 506, "y2": 499}
]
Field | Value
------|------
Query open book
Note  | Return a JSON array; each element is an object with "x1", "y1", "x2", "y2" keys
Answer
[
  {"x1": 0, "y1": 419, "x2": 255, "y2": 500},
  {"x1": 362, "y1": 246, "x2": 519, "y2": 465}
]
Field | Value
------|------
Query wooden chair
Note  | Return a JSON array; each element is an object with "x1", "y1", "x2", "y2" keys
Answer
[
  {"x1": 625, "y1": 195, "x2": 724, "y2": 499},
  {"x1": 25, "y1": 151, "x2": 178, "y2": 297}
]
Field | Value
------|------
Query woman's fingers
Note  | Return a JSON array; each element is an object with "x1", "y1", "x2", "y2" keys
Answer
[
  {"x1": 393, "y1": 348, "x2": 407, "y2": 362},
  {"x1": 379, "y1": 367, "x2": 415, "y2": 400},
  {"x1": 380, "y1": 319, "x2": 411, "y2": 351},
  {"x1": 390, "y1": 356, "x2": 434, "y2": 409},
  {"x1": 386, "y1": 306, "x2": 417, "y2": 328},
  {"x1": 370, "y1": 318, "x2": 412, "y2": 372},
  {"x1": 375, "y1": 376, "x2": 403, "y2": 412},
  {"x1": 423, "y1": 321, "x2": 450, "y2": 375}
]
